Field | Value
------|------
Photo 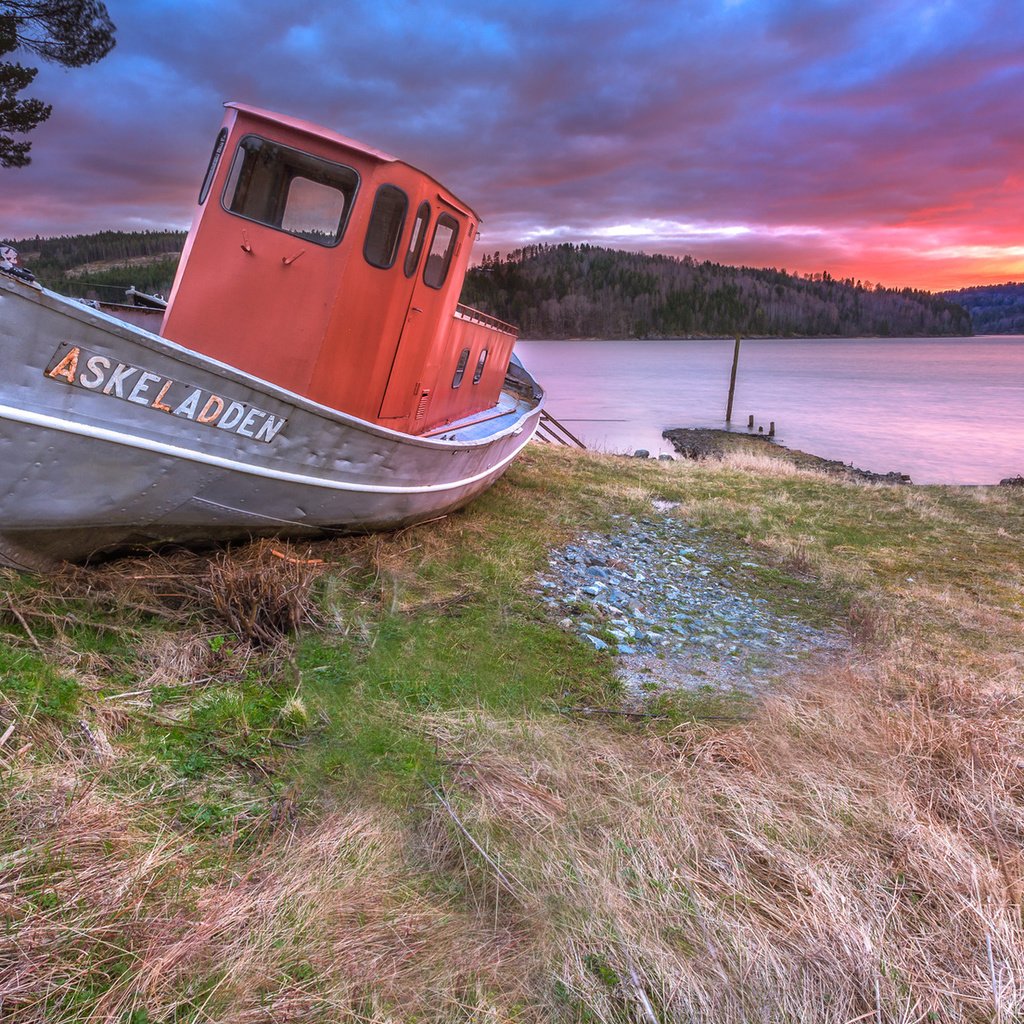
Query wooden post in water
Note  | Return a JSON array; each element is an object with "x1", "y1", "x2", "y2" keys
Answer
[
  {"x1": 747, "y1": 414, "x2": 754, "y2": 430},
  {"x1": 725, "y1": 334, "x2": 741, "y2": 423}
]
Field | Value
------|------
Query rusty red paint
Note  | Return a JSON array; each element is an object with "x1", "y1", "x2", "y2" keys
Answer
[
  {"x1": 160, "y1": 104, "x2": 517, "y2": 437},
  {"x1": 197, "y1": 395, "x2": 223, "y2": 423},
  {"x1": 47, "y1": 348, "x2": 79, "y2": 383},
  {"x1": 151, "y1": 379, "x2": 173, "y2": 412}
]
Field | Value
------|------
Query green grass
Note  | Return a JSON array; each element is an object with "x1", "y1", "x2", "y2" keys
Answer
[
  {"x1": 292, "y1": 605, "x2": 617, "y2": 798},
  {"x1": 5, "y1": 447, "x2": 1023, "y2": 823},
  {"x1": 2, "y1": 444, "x2": 1023, "y2": 1021},
  {"x1": 0, "y1": 645, "x2": 80, "y2": 721}
]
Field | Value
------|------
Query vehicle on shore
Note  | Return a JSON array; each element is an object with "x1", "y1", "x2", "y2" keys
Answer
[{"x1": 0, "y1": 103, "x2": 543, "y2": 570}]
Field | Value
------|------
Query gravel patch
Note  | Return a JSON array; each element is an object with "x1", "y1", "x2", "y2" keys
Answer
[{"x1": 536, "y1": 508, "x2": 847, "y2": 700}]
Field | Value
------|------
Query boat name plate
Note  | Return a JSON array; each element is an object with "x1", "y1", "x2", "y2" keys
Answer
[{"x1": 44, "y1": 343, "x2": 287, "y2": 443}]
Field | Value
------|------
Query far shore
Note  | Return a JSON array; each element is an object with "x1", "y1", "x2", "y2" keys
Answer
[{"x1": 659, "y1": 426, "x2": 1024, "y2": 489}]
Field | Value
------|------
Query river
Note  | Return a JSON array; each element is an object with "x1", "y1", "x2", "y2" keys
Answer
[{"x1": 514, "y1": 337, "x2": 1024, "y2": 485}]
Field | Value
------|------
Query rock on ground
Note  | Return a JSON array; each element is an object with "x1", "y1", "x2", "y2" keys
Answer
[{"x1": 536, "y1": 504, "x2": 846, "y2": 702}]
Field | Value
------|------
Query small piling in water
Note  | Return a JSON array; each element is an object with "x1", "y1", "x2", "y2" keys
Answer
[{"x1": 725, "y1": 334, "x2": 741, "y2": 423}]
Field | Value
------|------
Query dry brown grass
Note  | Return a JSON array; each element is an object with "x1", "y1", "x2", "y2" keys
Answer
[
  {"x1": 104, "y1": 808, "x2": 530, "y2": 1022},
  {"x1": 0, "y1": 541, "x2": 333, "y2": 713},
  {"x1": 199, "y1": 542, "x2": 326, "y2": 647},
  {"x1": 847, "y1": 592, "x2": 896, "y2": 645},
  {"x1": 415, "y1": 650, "x2": 1024, "y2": 1022},
  {"x1": 0, "y1": 755, "x2": 191, "y2": 1020},
  {"x1": 719, "y1": 450, "x2": 829, "y2": 479},
  {"x1": 2, "y1": 703, "x2": 1017, "y2": 1024},
  {"x1": 0, "y1": 753, "x2": 532, "y2": 1022},
  {"x1": 131, "y1": 628, "x2": 240, "y2": 690},
  {"x1": 2, "y1": 451, "x2": 1023, "y2": 1021}
]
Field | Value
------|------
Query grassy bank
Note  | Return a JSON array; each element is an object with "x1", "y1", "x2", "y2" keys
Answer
[{"x1": 1, "y1": 445, "x2": 1022, "y2": 1022}]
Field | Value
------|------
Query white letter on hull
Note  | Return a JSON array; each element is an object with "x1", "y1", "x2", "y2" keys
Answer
[
  {"x1": 217, "y1": 401, "x2": 247, "y2": 431},
  {"x1": 173, "y1": 389, "x2": 202, "y2": 419},
  {"x1": 129, "y1": 371, "x2": 162, "y2": 405},
  {"x1": 235, "y1": 408, "x2": 263, "y2": 438},
  {"x1": 102, "y1": 363, "x2": 139, "y2": 397},
  {"x1": 255, "y1": 414, "x2": 286, "y2": 442},
  {"x1": 79, "y1": 355, "x2": 111, "y2": 389}
]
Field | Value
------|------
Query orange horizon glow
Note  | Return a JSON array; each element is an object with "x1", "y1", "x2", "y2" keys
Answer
[
  {"x1": 474, "y1": 219, "x2": 1024, "y2": 294},
  {"x1": 1, "y1": 2, "x2": 1021, "y2": 298}
]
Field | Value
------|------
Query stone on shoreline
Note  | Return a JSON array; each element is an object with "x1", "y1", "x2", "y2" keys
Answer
[{"x1": 661, "y1": 427, "x2": 912, "y2": 484}]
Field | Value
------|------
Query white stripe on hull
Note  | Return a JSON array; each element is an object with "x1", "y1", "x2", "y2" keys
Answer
[
  {"x1": 0, "y1": 275, "x2": 543, "y2": 568},
  {"x1": 0, "y1": 402, "x2": 537, "y2": 495}
]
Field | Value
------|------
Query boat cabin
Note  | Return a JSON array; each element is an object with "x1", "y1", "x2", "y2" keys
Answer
[{"x1": 161, "y1": 103, "x2": 517, "y2": 435}]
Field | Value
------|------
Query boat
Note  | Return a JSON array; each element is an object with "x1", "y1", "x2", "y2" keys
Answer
[{"x1": 0, "y1": 103, "x2": 544, "y2": 571}]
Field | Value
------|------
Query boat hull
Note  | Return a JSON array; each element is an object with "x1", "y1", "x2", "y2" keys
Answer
[{"x1": 0, "y1": 275, "x2": 543, "y2": 570}]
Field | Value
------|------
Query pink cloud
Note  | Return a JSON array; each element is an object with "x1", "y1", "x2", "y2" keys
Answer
[{"x1": 2, "y1": 0, "x2": 1021, "y2": 293}]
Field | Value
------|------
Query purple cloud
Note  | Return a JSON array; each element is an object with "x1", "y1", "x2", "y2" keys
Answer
[{"x1": 2, "y1": 0, "x2": 1021, "y2": 290}]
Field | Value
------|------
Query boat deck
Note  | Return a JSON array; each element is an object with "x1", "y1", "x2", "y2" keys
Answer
[{"x1": 424, "y1": 389, "x2": 534, "y2": 443}]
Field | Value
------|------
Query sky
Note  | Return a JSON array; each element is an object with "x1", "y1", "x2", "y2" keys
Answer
[{"x1": 3, "y1": 0, "x2": 1022, "y2": 291}]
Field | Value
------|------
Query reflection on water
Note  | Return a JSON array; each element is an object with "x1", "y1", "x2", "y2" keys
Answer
[{"x1": 515, "y1": 337, "x2": 1024, "y2": 485}]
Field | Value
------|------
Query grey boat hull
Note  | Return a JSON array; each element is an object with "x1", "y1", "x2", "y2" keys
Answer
[{"x1": 0, "y1": 274, "x2": 543, "y2": 570}]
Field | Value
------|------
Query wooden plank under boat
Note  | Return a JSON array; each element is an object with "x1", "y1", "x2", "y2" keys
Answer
[{"x1": 0, "y1": 104, "x2": 544, "y2": 570}]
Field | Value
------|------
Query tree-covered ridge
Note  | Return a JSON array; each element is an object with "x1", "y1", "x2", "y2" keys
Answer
[
  {"x1": 6, "y1": 231, "x2": 980, "y2": 337},
  {"x1": 9, "y1": 229, "x2": 186, "y2": 298},
  {"x1": 462, "y1": 244, "x2": 973, "y2": 338},
  {"x1": 939, "y1": 282, "x2": 1024, "y2": 334}
]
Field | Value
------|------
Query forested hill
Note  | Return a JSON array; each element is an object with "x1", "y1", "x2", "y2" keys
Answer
[
  {"x1": 7, "y1": 231, "x2": 976, "y2": 338},
  {"x1": 462, "y1": 244, "x2": 972, "y2": 338},
  {"x1": 939, "y1": 283, "x2": 1024, "y2": 334},
  {"x1": 9, "y1": 230, "x2": 187, "y2": 299}
]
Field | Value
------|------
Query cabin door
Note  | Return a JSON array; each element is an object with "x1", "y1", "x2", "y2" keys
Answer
[{"x1": 378, "y1": 206, "x2": 462, "y2": 423}]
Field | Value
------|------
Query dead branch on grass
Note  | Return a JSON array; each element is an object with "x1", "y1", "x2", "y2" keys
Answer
[
  {"x1": 428, "y1": 781, "x2": 523, "y2": 899},
  {"x1": 198, "y1": 542, "x2": 326, "y2": 647}
]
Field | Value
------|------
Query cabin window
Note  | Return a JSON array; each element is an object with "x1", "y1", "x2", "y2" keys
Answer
[
  {"x1": 222, "y1": 135, "x2": 359, "y2": 246},
  {"x1": 451, "y1": 348, "x2": 470, "y2": 388},
  {"x1": 198, "y1": 128, "x2": 228, "y2": 205},
  {"x1": 423, "y1": 213, "x2": 459, "y2": 289},
  {"x1": 472, "y1": 348, "x2": 488, "y2": 384},
  {"x1": 363, "y1": 185, "x2": 408, "y2": 269},
  {"x1": 403, "y1": 201, "x2": 430, "y2": 278}
]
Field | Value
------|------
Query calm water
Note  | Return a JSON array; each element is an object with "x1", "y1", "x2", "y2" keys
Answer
[{"x1": 515, "y1": 337, "x2": 1024, "y2": 485}]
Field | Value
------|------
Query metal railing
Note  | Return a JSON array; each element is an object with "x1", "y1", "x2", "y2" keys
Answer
[{"x1": 454, "y1": 303, "x2": 518, "y2": 337}]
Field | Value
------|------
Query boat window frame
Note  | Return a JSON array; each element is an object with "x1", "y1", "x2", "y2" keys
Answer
[
  {"x1": 198, "y1": 127, "x2": 228, "y2": 206},
  {"x1": 403, "y1": 201, "x2": 431, "y2": 278},
  {"x1": 423, "y1": 212, "x2": 460, "y2": 289},
  {"x1": 363, "y1": 183, "x2": 409, "y2": 270},
  {"x1": 451, "y1": 347, "x2": 471, "y2": 388},
  {"x1": 220, "y1": 133, "x2": 360, "y2": 248},
  {"x1": 472, "y1": 348, "x2": 488, "y2": 384}
]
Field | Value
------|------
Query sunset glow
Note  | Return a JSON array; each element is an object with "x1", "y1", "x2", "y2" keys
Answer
[{"x1": 2, "y1": 0, "x2": 1021, "y2": 292}]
